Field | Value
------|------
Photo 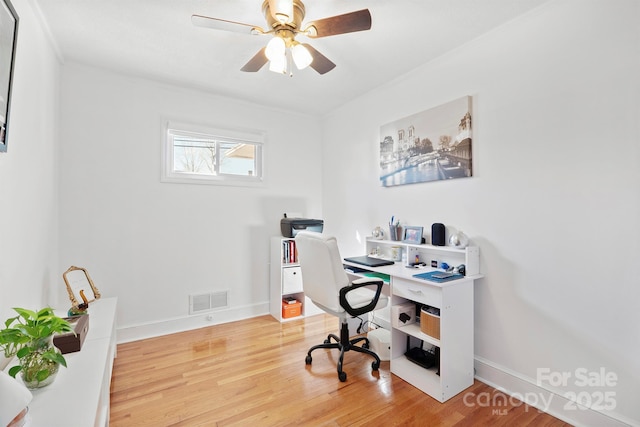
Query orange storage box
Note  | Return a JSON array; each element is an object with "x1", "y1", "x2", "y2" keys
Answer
[{"x1": 282, "y1": 300, "x2": 302, "y2": 318}]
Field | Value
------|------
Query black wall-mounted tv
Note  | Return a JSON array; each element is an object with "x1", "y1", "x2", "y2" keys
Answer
[{"x1": 0, "y1": 0, "x2": 19, "y2": 152}]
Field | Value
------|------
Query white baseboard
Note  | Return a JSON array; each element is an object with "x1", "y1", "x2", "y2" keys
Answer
[
  {"x1": 116, "y1": 302, "x2": 269, "y2": 344},
  {"x1": 474, "y1": 356, "x2": 636, "y2": 427}
]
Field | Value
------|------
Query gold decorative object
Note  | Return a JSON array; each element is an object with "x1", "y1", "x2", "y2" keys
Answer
[{"x1": 63, "y1": 266, "x2": 101, "y2": 311}]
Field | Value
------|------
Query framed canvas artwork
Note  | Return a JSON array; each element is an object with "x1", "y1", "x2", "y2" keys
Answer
[{"x1": 380, "y1": 96, "x2": 472, "y2": 187}]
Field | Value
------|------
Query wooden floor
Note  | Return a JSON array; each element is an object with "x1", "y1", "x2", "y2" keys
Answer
[{"x1": 110, "y1": 314, "x2": 571, "y2": 427}]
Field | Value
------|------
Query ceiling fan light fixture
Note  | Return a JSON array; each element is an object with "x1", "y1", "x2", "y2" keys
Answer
[
  {"x1": 291, "y1": 43, "x2": 313, "y2": 70},
  {"x1": 194, "y1": 1, "x2": 372, "y2": 75},
  {"x1": 302, "y1": 25, "x2": 317, "y2": 38},
  {"x1": 265, "y1": 36, "x2": 286, "y2": 61},
  {"x1": 268, "y1": 51, "x2": 288, "y2": 74},
  {"x1": 268, "y1": 0, "x2": 294, "y2": 24}
]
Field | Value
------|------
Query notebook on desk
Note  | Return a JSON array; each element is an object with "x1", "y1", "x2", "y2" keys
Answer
[
  {"x1": 343, "y1": 256, "x2": 395, "y2": 267},
  {"x1": 413, "y1": 271, "x2": 464, "y2": 283}
]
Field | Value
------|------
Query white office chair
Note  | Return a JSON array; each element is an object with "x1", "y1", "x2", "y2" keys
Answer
[{"x1": 295, "y1": 231, "x2": 388, "y2": 382}]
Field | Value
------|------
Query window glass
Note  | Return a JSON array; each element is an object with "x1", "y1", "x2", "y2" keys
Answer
[{"x1": 163, "y1": 122, "x2": 264, "y2": 186}]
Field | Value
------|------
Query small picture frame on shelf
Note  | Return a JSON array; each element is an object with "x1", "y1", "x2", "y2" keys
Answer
[{"x1": 403, "y1": 226, "x2": 423, "y2": 244}]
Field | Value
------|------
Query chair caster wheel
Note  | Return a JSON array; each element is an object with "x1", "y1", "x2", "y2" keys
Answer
[
  {"x1": 372, "y1": 361, "x2": 380, "y2": 371},
  {"x1": 324, "y1": 339, "x2": 330, "y2": 344},
  {"x1": 305, "y1": 355, "x2": 312, "y2": 365},
  {"x1": 338, "y1": 371, "x2": 347, "y2": 382}
]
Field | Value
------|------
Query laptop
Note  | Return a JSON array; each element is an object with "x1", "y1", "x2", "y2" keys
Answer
[{"x1": 343, "y1": 256, "x2": 395, "y2": 267}]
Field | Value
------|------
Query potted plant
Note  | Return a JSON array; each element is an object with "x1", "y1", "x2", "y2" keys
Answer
[{"x1": 0, "y1": 307, "x2": 73, "y2": 389}]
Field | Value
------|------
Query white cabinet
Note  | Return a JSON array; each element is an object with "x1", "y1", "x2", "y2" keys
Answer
[
  {"x1": 270, "y1": 237, "x2": 322, "y2": 322},
  {"x1": 390, "y1": 277, "x2": 474, "y2": 402},
  {"x1": 345, "y1": 238, "x2": 480, "y2": 402},
  {"x1": 4, "y1": 297, "x2": 118, "y2": 427}
]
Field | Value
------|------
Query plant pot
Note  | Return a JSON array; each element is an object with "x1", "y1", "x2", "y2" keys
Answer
[{"x1": 19, "y1": 336, "x2": 61, "y2": 390}]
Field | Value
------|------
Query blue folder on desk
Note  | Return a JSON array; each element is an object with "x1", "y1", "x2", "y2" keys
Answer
[
  {"x1": 343, "y1": 256, "x2": 394, "y2": 267},
  {"x1": 414, "y1": 271, "x2": 464, "y2": 283}
]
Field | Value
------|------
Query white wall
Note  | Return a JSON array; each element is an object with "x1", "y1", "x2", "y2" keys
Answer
[
  {"x1": 0, "y1": 1, "x2": 59, "y2": 319},
  {"x1": 321, "y1": 0, "x2": 639, "y2": 425},
  {"x1": 57, "y1": 63, "x2": 323, "y2": 338}
]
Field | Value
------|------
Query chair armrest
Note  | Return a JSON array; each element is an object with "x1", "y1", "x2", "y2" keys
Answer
[{"x1": 339, "y1": 278, "x2": 384, "y2": 317}]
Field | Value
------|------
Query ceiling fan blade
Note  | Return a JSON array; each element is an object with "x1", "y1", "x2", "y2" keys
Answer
[
  {"x1": 304, "y1": 9, "x2": 371, "y2": 38},
  {"x1": 191, "y1": 14, "x2": 264, "y2": 35},
  {"x1": 240, "y1": 47, "x2": 269, "y2": 72},
  {"x1": 302, "y1": 44, "x2": 336, "y2": 75}
]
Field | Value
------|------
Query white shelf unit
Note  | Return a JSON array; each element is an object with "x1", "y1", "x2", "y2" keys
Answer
[
  {"x1": 3, "y1": 297, "x2": 118, "y2": 427},
  {"x1": 270, "y1": 237, "x2": 322, "y2": 322},
  {"x1": 345, "y1": 238, "x2": 480, "y2": 402}
]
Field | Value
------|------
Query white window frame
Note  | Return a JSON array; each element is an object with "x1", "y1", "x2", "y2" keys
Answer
[{"x1": 162, "y1": 120, "x2": 265, "y2": 187}]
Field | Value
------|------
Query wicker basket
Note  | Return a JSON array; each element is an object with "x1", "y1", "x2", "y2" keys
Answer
[{"x1": 420, "y1": 306, "x2": 440, "y2": 339}]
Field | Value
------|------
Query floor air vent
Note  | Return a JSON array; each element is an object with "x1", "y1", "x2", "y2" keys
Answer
[{"x1": 189, "y1": 291, "x2": 228, "y2": 314}]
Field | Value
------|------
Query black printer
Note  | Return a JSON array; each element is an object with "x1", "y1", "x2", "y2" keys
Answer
[{"x1": 280, "y1": 217, "x2": 324, "y2": 238}]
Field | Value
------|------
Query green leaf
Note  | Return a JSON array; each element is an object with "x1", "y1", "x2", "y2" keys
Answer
[
  {"x1": 8, "y1": 365, "x2": 22, "y2": 378},
  {"x1": 4, "y1": 315, "x2": 19, "y2": 328},
  {"x1": 16, "y1": 346, "x2": 30, "y2": 358},
  {"x1": 44, "y1": 351, "x2": 67, "y2": 367},
  {"x1": 13, "y1": 307, "x2": 37, "y2": 321},
  {"x1": 37, "y1": 307, "x2": 54, "y2": 317},
  {"x1": 36, "y1": 369, "x2": 51, "y2": 382}
]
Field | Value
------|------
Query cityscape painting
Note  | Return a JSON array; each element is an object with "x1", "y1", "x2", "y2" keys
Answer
[{"x1": 379, "y1": 96, "x2": 472, "y2": 187}]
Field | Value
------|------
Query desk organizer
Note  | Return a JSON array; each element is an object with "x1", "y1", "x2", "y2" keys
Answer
[{"x1": 420, "y1": 307, "x2": 440, "y2": 340}]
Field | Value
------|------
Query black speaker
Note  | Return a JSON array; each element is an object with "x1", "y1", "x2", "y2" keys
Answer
[{"x1": 431, "y1": 223, "x2": 445, "y2": 246}]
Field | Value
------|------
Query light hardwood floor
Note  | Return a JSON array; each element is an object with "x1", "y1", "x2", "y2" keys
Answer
[{"x1": 110, "y1": 314, "x2": 571, "y2": 426}]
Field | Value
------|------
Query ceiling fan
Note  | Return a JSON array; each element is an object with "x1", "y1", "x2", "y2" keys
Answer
[{"x1": 192, "y1": 0, "x2": 372, "y2": 75}]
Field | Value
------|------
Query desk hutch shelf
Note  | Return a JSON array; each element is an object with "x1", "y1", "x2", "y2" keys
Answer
[{"x1": 365, "y1": 237, "x2": 480, "y2": 276}]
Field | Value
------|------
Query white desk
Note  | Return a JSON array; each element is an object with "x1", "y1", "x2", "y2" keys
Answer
[
  {"x1": 5, "y1": 298, "x2": 118, "y2": 427},
  {"x1": 345, "y1": 240, "x2": 480, "y2": 402}
]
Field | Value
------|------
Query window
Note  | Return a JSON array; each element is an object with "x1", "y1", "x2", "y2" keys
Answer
[{"x1": 162, "y1": 121, "x2": 264, "y2": 186}]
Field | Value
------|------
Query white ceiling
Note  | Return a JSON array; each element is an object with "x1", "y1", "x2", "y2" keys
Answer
[{"x1": 33, "y1": 0, "x2": 549, "y2": 116}]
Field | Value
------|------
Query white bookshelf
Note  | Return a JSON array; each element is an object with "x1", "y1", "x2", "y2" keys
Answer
[{"x1": 270, "y1": 237, "x2": 322, "y2": 322}]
